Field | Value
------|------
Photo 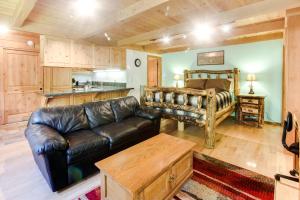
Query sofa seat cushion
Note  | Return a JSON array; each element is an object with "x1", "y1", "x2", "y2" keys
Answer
[
  {"x1": 122, "y1": 117, "x2": 152, "y2": 130},
  {"x1": 122, "y1": 117, "x2": 156, "y2": 140},
  {"x1": 65, "y1": 130, "x2": 109, "y2": 165},
  {"x1": 92, "y1": 123, "x2": 140, "y2": 151}
]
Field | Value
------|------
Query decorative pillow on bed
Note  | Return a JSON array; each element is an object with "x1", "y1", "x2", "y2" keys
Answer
[
  {"x1": 185, "y1": 79, "x2": 207, "y2": 89},
  {"x1": 205, "y1": 79, "x2": 231, "y2": 93}
]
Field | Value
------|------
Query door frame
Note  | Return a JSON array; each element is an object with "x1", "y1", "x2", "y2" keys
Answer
[{"x1": 147, "y1": 55, "x2": 162, "y2": 87}]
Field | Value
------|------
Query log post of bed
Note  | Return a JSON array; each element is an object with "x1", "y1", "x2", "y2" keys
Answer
[{"x1": 205, "y1": 88, "x2": 217, "y2": 148}]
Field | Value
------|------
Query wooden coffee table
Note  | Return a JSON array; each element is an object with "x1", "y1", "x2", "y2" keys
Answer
[{"x1": 95, "y1": 133, "x2": 196, "y2": 200}]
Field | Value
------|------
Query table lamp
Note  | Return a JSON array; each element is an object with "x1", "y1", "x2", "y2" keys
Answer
[
  {"x1": 247, "y1": 74, "x2": 256, "y2": 94},
  {"x1": 174, "y1": 74, "x2": 180, "y2": 88}
]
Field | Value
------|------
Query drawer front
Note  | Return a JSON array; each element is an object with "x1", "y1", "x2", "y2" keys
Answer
[
  {"x1": 172, "y1": 152, "x2": 193, "y2": 187},
  {"x1": 241, "y1": 98, "x2": 259, "y2": 104},
  {"x1": 242, "y1": 107, "x2": 259, "y2": 114},
  {"x1": 143, "y1": 170, "x2": 171, "y2": 200}
]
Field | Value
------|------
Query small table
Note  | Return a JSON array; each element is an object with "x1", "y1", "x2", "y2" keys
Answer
[
  {"x1": 237, "y1": 94, "x2": 265, "y2": 128},
  {"x1": 95, "y1": 133, "x2": 196, "y2": 200}
]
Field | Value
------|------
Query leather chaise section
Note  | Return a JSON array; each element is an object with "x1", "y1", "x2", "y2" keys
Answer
[{"x1": 65, "y1": 130, "x2": 109, "y2": 165}]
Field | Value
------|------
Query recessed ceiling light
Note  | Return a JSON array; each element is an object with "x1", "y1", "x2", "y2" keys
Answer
[
  {"x1": 0, "y1": 25, "x2": 9, "y2": 34},
  {"x1": 221, "y1": 24, "x2": 232, "y2": 33},
  {"x1": 162, "y1": 36, "x2": 171, "y2": 44},
  {"x1": 73, "y1": 0, "x2": 98, "y2": 17},
  {"x1": 192, "y1": 23, "x2": 214, "y2": 41},
  {"x1": 182, "y1": 34, "x2": 187, "y2": 39}
]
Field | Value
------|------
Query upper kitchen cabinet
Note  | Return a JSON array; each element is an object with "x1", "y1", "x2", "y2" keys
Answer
[
  {"x1": 110, "y1": 47, "x2": 126, "y2": 69},
  {"x1": 40, "y1": 35, "x2": 126, "y2": 69},
  {"x1": 72, "y1": 41, "x2": 94, "y2": 68},
  {"x1": 94, "y1": 46, "x2": 110, "y2": 67},
  {"x1": 40, "y1": 35, "x2": 71, "y2": 67}
]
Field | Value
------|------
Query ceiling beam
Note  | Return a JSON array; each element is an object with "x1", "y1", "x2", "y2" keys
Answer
[
  {"x1": 118, "y1": 0, "x2": 300, "y2": 46},
  {"x1": 143, "y1": 19, "x2": 284, "y2": 52},
  {"x1": 11, "y1": 0, "x2": 37, "y2": 27},
  {"x1": 159, "y1": 32, "x2": 283, "y2": 54},
  {"x1": 80, "y1": 0, "x2": 170, "y2": 39},
  {"x1": 118, "y1": 0, "x2": 169, "y2": 21}
]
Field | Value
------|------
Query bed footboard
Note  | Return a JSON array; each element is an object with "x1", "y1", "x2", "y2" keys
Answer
[{"x1": 142, "y1": 87, "x2": 220, "y2": 148}]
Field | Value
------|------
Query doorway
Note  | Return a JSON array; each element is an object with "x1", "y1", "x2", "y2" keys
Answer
[{"x1": 147, "y1": 55, "x2": 162, "y2": 87}]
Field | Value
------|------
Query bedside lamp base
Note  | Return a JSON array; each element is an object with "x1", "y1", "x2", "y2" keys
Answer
[{"x1": 249, "y1": 88, "x2": 255, "y2": 95}]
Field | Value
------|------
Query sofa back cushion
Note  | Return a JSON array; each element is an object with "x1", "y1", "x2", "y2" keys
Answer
[
  {"x1": 29, "y1": 105, "x2": 89, "y2": 135},
  {"x1": 84, "y1": 101, "x2": 115, "y2": 128},
  {"x1": 110, "y1": 96, "x2": 140, "y2": 122}
]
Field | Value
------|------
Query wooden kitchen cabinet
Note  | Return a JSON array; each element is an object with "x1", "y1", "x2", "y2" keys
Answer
[
  {"x1": 72, "y1": 41, "x2": 94, "y2": 68},
  {"x1": 110, "y1": 47, "x2": 126, "y2": 69},
  {"x1": 40, "y1": 35, "x2": 71, "y2": 67},
  {"x1": 40, "y1": 35, "x2": 126, "y2": 69},
  {"x1": 94, "y1": 46, "x2": 111, "y2": 67},
  {"x1": 44, "y1": 67, "x2": 72, "y2": 93},
  {"x1": 73, "y1": 94, "x2": 94, "y2": 105}
]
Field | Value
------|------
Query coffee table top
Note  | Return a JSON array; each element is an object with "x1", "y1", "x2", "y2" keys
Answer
[{"x1": 95, "y1": 133, "x2": 196, "y2": 194}]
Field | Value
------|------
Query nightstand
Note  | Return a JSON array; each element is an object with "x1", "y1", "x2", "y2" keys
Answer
[{"x1": 237, "y1": 94, "x2": 265, "y2": 128}]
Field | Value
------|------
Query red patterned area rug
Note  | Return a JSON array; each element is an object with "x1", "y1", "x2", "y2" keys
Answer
[{"x1": 76, "y1": 154, "x2": 274, "y2": 200}]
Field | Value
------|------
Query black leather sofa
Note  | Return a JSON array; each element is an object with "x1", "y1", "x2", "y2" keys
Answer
[{"x1": 25, "y1": 96, "x2": 161, "y2": 192}]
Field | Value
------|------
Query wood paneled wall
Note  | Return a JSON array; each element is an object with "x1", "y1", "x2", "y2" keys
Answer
[{"x1": 284, "y1": 7, "x2": 300, "y2": 120}]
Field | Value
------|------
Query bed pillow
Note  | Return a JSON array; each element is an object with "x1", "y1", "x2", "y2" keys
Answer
[
  {"x1": 205, "y1": 79, "x2": 231, "y2": 93},
  {"x1": 185, "y1": 79, "x2": 207, "y2": 89}
]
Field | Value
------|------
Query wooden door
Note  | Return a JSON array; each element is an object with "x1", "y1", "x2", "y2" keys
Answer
[
  {"x1": 143, "y1": 169, "x2": 171, "y2": 200},
  {"x1": 72, "y1": 41, "x2": 93, "y2": 68},
  {"x1": 3, "y1": 50, "x2": 42, "y2": 123},
  {"x1": 42, "y1": 36, "x2": 71, "y2": 67},
  {"x1": 147, "y1": 56, "x2": 161, "y2": 87},
  {"x1": 94, "y1": 46, "x2": 110, "y2": 67}
]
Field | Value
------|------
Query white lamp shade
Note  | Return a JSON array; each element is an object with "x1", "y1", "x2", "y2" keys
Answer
[
  {"x1": 174, "y1": 74, "x2": 180, "y2": 80},
  {"x1": 247, "y1": 74, "x2": 256, "y2": 81}
]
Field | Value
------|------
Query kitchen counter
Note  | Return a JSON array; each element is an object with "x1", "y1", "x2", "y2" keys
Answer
[
  {"x1": 43, "y1": 87, "x2": 134, "y2": 97},
  {"x1": 41, "y1": 87, "x2": 134, "y2": 107}
]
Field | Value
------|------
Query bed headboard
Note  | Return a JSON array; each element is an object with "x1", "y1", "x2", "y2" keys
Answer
[{"x1": 183, "y1": 68, "x2": 240, "y2": 96}]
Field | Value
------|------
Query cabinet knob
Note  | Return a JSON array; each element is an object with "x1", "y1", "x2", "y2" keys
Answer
[
  {"x1": 40, "y1": 88, "x2": 43, "y2": 90},
  {"x1": 169, "y1": 175, "x2": 176, "y2": 182}
]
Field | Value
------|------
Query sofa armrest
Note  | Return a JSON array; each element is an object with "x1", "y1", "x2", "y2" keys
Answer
[
  {"x1": 25, "y1": 124, "x2": 68, "y2": 155},
  {"x1": 135, "y1": 109, "x2": 161, "y2": 120}
]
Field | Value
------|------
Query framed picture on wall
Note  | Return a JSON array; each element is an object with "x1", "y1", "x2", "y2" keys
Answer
[{"x1": 197, "y1": 50, "x2": 224, "y2": 65}]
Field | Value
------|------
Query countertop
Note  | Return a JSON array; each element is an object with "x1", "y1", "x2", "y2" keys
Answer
[{"x1": 43, "y1": 87, "x2": 134, "y2": 97}]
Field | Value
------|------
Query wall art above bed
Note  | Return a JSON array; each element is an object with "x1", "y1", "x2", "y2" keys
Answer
[{"x1": 197, "y1": 50, "x2": 224, "y2": 65}]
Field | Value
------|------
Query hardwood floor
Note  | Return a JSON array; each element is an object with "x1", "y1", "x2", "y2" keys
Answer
[{"x1": 0, "y1": 119, "x2": 298, "y2": 200}]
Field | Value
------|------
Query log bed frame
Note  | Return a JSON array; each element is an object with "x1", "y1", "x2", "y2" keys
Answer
[{"x1": 142, "y1": 68, "x2": 240, "y2": 149}]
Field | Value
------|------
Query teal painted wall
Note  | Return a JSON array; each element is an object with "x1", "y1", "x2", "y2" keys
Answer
[{"x1": 162, "y1": 39, "x2": 283, "y2": 123}]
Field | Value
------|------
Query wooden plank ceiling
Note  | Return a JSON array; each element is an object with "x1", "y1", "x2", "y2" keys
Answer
[{"x1": 1, "y1": 0, "x2": 300, "y2": 53}]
